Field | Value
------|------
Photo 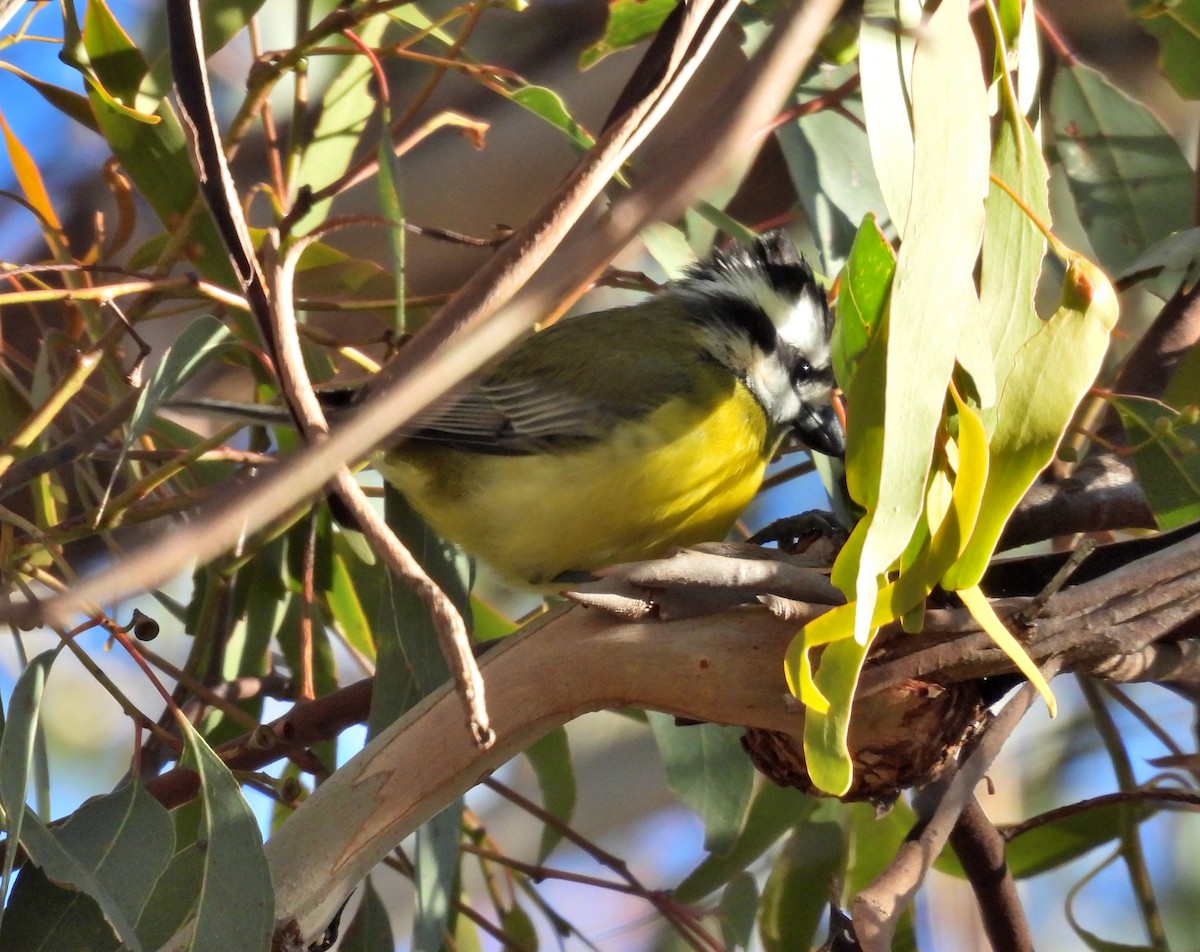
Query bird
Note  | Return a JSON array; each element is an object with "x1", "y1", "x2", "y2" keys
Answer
[
  {"x1": 368, "y1": 229, "x2": 844, "y2": 587},
  {"x1": 174, "y1": 230, "x2": 844, "y2": 588}
]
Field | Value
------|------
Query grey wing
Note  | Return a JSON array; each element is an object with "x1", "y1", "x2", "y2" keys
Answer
[{"x1": 407, "y1": 379, "x2": 631, "y2": 455}]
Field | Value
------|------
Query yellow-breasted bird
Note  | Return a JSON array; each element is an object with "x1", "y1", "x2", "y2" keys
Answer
[
  {"x1": 178, "y1": 231, "x2": 844, "y2": 588},
  {"x1": 370, "y1": 230, "x2": 844, "y2": 587}
]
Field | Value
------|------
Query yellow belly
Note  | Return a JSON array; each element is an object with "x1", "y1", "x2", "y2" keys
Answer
[{"x1": 376, "y1": 378, "x2": 777, "y2": 587}]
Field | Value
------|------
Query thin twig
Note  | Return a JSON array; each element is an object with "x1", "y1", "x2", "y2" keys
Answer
[{"x1": 1078, "y1": 678, "x2": 1168, "y2": 949}]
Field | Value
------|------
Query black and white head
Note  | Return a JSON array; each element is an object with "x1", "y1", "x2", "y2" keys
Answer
[{"x1": 669, "y1": 231, "x2": 845, "y2": 457}]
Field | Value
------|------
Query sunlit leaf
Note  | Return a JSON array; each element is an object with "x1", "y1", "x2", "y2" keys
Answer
[
  {"x1": 943, "y1": 255, "x2": 1117, "y2": 589},
  {"x1": 833, "y1": 213, "x2": 895, "y2": 389},
  {"x1": 979, "y1": 114, "x2": 1048, "y2": 417},
  {"x1": 292, "y1": 15, "x2": 391, "y2": 236},
  {"x1": 75, "y1": 0, "x2": 160, "y2": 120},
  {"x1": 0, "y1": 111, "x2": 64, "y2": 243},
  {"x1": 82, "y1": 0, "x2": 238, "y2": 287},
  {"x1": 578, "y1": 0, "x2": 676, "y2": 70},
  {"x1": 854, "y1": 0, "x2": 989, "y2": 643},
  {"x1": 509, "y1": 85, "x2": 594, "y2": 150},
  {"x1": 859, "y1": 0, "x2": 921, "y2": 233},
  {"x1": 800, "y1": 634, "x2": 871, "y2": 795},
  {"x1": 959, "y1": 585, "x2": 1054, "y2": 713},
  {"x1": 795, "y1": 393, "x2": 988, "y2": 793}
]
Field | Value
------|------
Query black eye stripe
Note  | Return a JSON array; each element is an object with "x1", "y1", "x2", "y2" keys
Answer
[{"x1": 707, "y1": 293, "x2": 778, "y2": 354}]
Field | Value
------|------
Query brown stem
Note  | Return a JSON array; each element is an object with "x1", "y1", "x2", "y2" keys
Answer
[{"x1": 949, "y1": 798, "x2": 1032, "y2": 952}]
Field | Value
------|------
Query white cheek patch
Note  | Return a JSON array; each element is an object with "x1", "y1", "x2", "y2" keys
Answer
[
  {"x1": 769, "y1": 290, "x2": 828, "y2": 360},
  {"x1": 747, "y1": 347, "x2": 803, "y2": 428}
]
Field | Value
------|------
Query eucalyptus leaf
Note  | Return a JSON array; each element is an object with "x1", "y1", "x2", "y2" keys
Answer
[
  {"x1": 177, "y1": 715, "x2": 274, "y2": 951},
  {"x1": 854, "y1": 0, "x2": 989, "y2": 640},
  {"x1": 648, "y1": 715, "x2": 753, "y2": 855},
  {"x1": 1112, "y1": 395, "x2": 1200, "y2": 530},
  {"x1": 1052, "y1": 63, "x2": 1194, "y2": 281},
  {"x1": 758, "y1": 820, "x2": 845, "y2": 952}
]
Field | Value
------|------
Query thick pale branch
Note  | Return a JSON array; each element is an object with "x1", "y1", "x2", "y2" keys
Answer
[{"x1": 256, "y1": 603, "x2": 805, "y2": 947}]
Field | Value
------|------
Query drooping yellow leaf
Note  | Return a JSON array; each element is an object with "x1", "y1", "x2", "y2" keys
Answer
[
  {"x1": 957, "y1": 585, "x2": 1055, "y2": 716},
  {"x1": 943, "y1": 255, "x2": 1117, "y2": 590}
]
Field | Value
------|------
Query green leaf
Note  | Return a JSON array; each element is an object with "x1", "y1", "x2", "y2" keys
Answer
[
  {"x1": 674, "y1": 780, "x2": 816, "y2": 903},
  {"x1": 648, "y1": 716, "x2": 754, "y2": 855},
  {"x1": 758, "y1": 819, "x2": 845, "y2": 952},
  {"x1": 524, "y1": 727, "x2": 577, "y2": 863},
  {"x1": 82, "y1": 0, "x2": 239, "y2": 288},
  {"x1": 1112, "y1": 395, "x2": 1200, "y2": 530},
  {"x1": 509, "y1": 85, "x2": 594, "y2": 150},
  {"x1": 943, "y1": 255, "x2": 1117, "y2": 589},
  {"x1": 367, "y1": 487, "x2": 472, "y2": 736},
  {"x1": 0, "y1": 865, "x2": 120, "y2": 952},
  {"x1": 0, "y1": 649, "x2": 57, "y2": 936},
  {"x1": 936, "y1": 799, "x2": 1159, "y2": 880},
  {"x1": 144, "y1": 0, "x2": 272, "y2": 101},
  {"x1": 783, "y1": 64, "x2": 889, "y2": 272},
  {"x1": 377, "y1": 95, "x2": 407, "y2": 337},
  {"x1": 10, "y1": 813, "x2": 146, "y2": 950},
  {"x1": 1052, "y1": 63, "x2": 1195, "y2": 278},
  {"x1": 0, "y1": 781, "x2": 173, "y2": 952},
  {"x1": 719, "y1": 872, "x2": 758, "y2": 951},
  {"x1": 843, "y1": 799, "x2": 917, "y2": 894},
  {"x1": 578, "y1": 0, "x2": 677, "y2": 70},
  {"x1": 799, "y1": 634, "x2": 871, "y2": 795},
  {"x1": 498, "y1": 901, "x2": 538, "y2": 952},
  {"x1": 1130, "y1": 0, "x2": 1200, "y2": 100},
  {"x1": 979, "y1": 113, "x2": 1048, "y2": 419},
  {"x1": 136, "y1": 844, "x2": 206, "y2": 949},
  {"x1": 108, "y1": 315, "x2": 230, "y2": 485},
  {"x1": 292, "y1": 15, "x2": 390, "y2": 236},
  {"x1": 833, "y1": 213, "x2": 895, "y2": 389},
  {"x1": 412, "y1": 801, "x2": 462, "y2": 952},
  {"x1": 858, "y1": 0, "x2": 922, "y2": 233},
  {"x1": 853, "y1": 0, "x2": 990, "y2": 640},
  {"x1": 1120, "y1": 225, "x2": 1200, "y2": 293},
  {"x1": 0, "y1": 63, "x2": 97, "y2": 131},
  {"x1": 327, "y1": 536, "x2": 378, "y2": 662},
  {"x1": 176, "y1": 715, "x2": 274, "y2": 951},
  {"x1": 1167, "y1": 336, "x2": 1200, "y2": 408},
  {"x1": 339, "y1": 877, "x2": 396, "y2": 951}
]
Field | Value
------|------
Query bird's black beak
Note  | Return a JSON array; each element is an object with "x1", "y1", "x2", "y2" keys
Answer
[{"x1": 795, "y1": 403, "x2": 845, "y2": 458}]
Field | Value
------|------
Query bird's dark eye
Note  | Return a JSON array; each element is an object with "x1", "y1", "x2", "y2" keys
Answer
[{"x1": 792, "y1": 359, "x2": 813, "y2": 384}]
